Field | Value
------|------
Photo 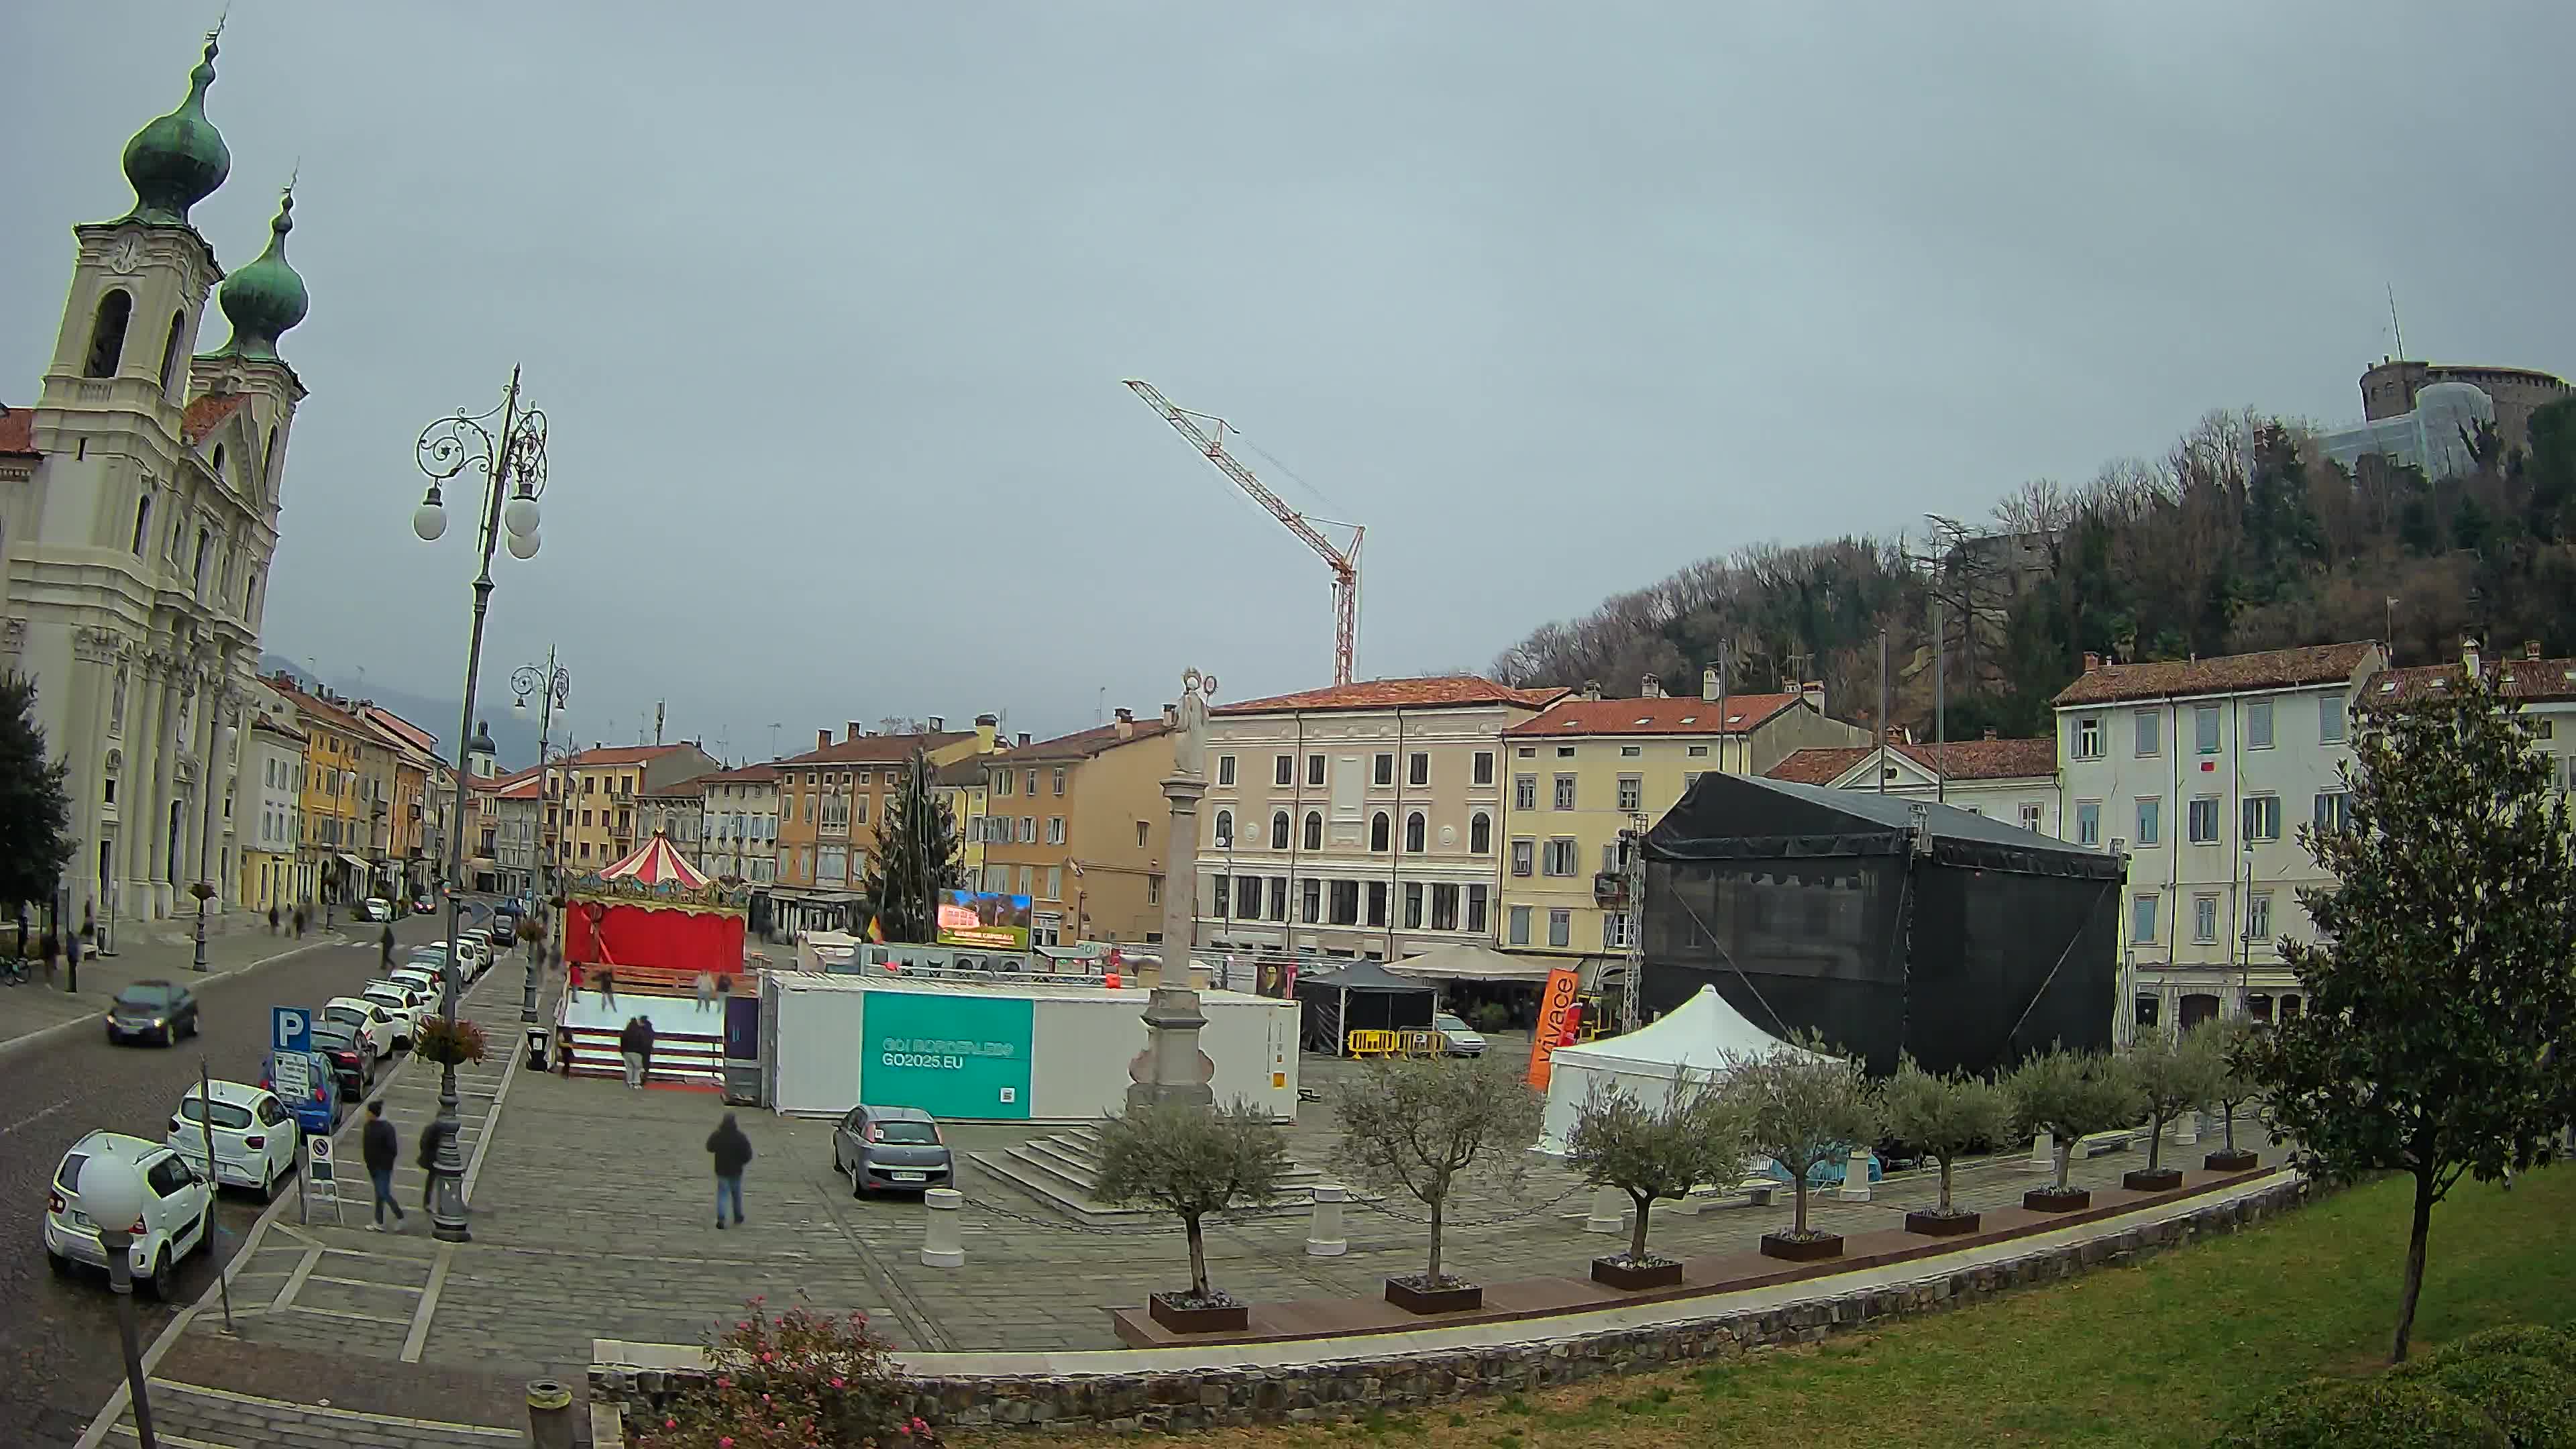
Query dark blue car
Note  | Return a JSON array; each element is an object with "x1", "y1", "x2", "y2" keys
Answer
[{"x1": 260, "y1": 1050, "x2": 342, "y2": 1136}]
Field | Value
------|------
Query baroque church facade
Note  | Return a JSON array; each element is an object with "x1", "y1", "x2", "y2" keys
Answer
[{"x1": 0, "y1": 32, "x2": 311, "y2": 928}]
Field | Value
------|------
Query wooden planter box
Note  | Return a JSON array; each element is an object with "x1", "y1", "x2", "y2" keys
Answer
[
  {"x1": 1904, "y1": 1209, "x2": 1980, "y2": 1237},
  {"x1": 1758, "y1": 1231, "x2": 1844, "y2": 1263},
  {"x1": 1146, "y1": 1292, "x2": 1248, "y2": 1335},
  {"x1": 2024, "y1": 1187, "x2": 2091, "y2": 1212},
  {"x1": 2204, "y1": 1148, "x2": 2260, "y2": 1173},
  {"x1": 1385, "y1": 1277, "x2": 1483, "y2": 1314},
  {"x1": 2122, "y1": 1167, "x2": 2184, "y2": 1192},
  {"x1": 1591, "y1": 1256, "x2": 1684, "y2": 1290}
]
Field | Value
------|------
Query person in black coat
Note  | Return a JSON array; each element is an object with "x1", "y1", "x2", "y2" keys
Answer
[
  {"x1": 707, "y1": 1112, "x2": 753, "y2": 1228},
  {"x1": 361, "y1": 1100, "x2": 405, "y2": 1230},
  {"x1": 415, "y1": 1116, "x2": 455, "y2": 1210},
  {"x1": 619, "y1": 1016, "x2": 648, "y2": 1087}
]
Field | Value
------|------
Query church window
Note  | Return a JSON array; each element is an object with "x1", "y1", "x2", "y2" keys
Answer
[
  {"x1": 157, "y1": 311, "x2": 185, "y2": 394},
  {"x1": 130, "y1": 495, "x2": 152, "y2": 555},
  {"x1": 194, "y1": 527, "x2": 212, "y2": 590},
  {"x1": 211, "y1": 445, "x2": 225, "y2": 482},
  {"x1": 85, "y1": 290, "x2": 132, "y2": 378}
]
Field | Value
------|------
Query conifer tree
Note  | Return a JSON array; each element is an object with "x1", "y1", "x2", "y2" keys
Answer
[
  {"x1": 861, "y1": 747, "x2": 963, "y2": 943},
  {"x1": 0, "y1": 672, "x2": 74, "y2": 920}
]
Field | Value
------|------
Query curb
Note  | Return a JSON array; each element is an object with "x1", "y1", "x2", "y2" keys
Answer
[{"x1": 0, "y1": 934, "x2": 349, "y2": 1066}]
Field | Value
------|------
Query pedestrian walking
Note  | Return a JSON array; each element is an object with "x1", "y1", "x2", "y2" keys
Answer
[
  {"x1": 293, "y1": 906, "x2": 307, "y2": 938},
  {"x1": 694, "y1": 971, "x2": 716, "y2": 1008},
  {"x1": 636, "y1": 1014, "x2": 657, "y2": 1085},
  {"x1": 380, "y1": 925, "x2": 396, "y2": 969},
  {"x1": 267, "y1": 904, "x2": 280, "y2": 935},
  {"x1": 707, "y1": 1111, "x2": 753, "y2": 1229},
  {"x1": 38, "y1": 931, "x2": 58, "y2": 988},
  {"x1": 362, "y1": 1100, "x2": 406, "y2": 1231},
  {"x1": 620, "y1": 1016, "x2": 648, "y2": 1087},
  {"x1": 596, "y1": 966, "x2": 616, "y2": 1011},
  {"x1": 416, "y1": 1116, "x2": 453, "y2": 1210}
]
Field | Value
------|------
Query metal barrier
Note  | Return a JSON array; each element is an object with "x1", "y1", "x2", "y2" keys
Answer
[{"x1": 1345, "y1": 1028, "x2": 1452, "y2": 1059}]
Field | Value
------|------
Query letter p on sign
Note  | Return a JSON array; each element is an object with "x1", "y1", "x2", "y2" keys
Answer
[{"x1": 272, "y1": 1006, "x2": 311, "y2": 1054}]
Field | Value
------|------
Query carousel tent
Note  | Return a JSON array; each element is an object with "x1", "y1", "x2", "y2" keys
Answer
[
  {"x1": 1535, "y1": 985, "x2": 1823, "y2": 1152},
  {"x1": 1295, "y1": 959, "x2": 1437, "y2": 1054},
  {"x1": 564, "y1": 832, "x2": 749, "y2": 988}
]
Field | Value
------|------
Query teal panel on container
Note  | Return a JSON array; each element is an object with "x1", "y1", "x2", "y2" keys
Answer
[{"x1": 859, "y1": 990, "x2": 1034, "y2": 1120}]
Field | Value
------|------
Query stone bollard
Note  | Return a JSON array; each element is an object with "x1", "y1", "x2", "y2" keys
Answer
[
  {"x1": 1584, "y1": 1185, "x2": 1627, "y2": 1234},
  {"x1": 2174, "y1": 1110, "x2": 2199, "y2": 1146},
  {"x1": 920, "y1": 1187, "x2": 965, "y2": 1268},
  {"x1": 2027, "y1": 1131, "x2": 2055, "y2": 1172},
  {"x1": 1837, "y1": 1146, "x2": 1874, "y2": 1201},
  {"x1": 526, "y1": 1379, "x2": 575, "y2": 1449},
  {"x1": 1305, "y1": 1184, "x2": 1348, "y2": 1256}
]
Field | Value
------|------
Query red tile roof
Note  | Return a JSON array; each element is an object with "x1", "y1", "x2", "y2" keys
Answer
[
  {"x1": 2051, "y1": 643, "x2": 2379, "y2": 706},
  {"x1": 1004, "y1": 718, "x2": 1173, "y2": 761},
  {"x1": 180, "y1": 393, "x2": 250, "y2": 445},
  {"x1": 564, "y1": 743, "x2": 692, "y2": 767},
  {"x1": 0, "y1": 405, "x2": 36, "y2": 458},
  {"x1": 2371, "y1": 653, "x2": 2576, "y2": 706},
  {"x1": 266, "y1": 676, "x2": 367, "y2": 735},
  {"x1": 1214, "y1": 676, "x2": 1568, "y2": 716},
  {"x1": 1505, "y1": 693, "x2": 1804, "y2": 737},
  {"x1": 773, "y1": 731, "x2": 974, "y2": 767},
  {"x1": 693, "y1": 763, "x2": 780, "y2": 784},
  {"x1": 1767, "y1": 736, "x2": 2057, "y2": 787}
]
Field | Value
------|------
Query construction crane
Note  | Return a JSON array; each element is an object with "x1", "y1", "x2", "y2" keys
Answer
[{"x1": 1126, "y1": 379, "x2": 1364, "y2": 687}]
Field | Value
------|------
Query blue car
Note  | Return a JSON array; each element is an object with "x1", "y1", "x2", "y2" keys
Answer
[{"x1": 260, "y1": 1050, "x2": 342, "y2": 1136}]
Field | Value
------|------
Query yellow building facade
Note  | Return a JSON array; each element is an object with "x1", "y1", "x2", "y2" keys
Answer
[{"x1": 1497, "y1": 684, "x2": 1866, "y2": 969}]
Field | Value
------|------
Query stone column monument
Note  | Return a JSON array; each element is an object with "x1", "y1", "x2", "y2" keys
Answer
[{"x1": 1127, "y1": 668, "x2": 1219, "y2": 1112}]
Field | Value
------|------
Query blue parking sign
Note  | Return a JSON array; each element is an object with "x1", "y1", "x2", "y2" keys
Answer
[{"x1": 272, "y1": 1006, "x2": 311, "y2": 1054}]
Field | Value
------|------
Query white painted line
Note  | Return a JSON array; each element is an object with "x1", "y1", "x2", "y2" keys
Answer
[
  {"x1": 150, "y1": 1380, "x2": 522, "y2": 1438},
  {"x1": 272, "y1": 1247, "x2": 322, "y2": 1311},
  {"x1": 309, "y1": 1274, "x2": 425, "y2": 1293},
  {"x1": 282, "y1": 1303, "x2": 413, "y2": 1326},
  {"x1": 401, "y1": 1242, "x2": 454, "y2": 1364},
  {"x1": 0, "y1": 1098, "x2": 75, "y2": 1138},
  {"x1": 109, "y1": 1424, "x2": 239, "y2": 1449},
  {"x1": 460, "y1": 1032, "x2": 521, "y2": 1208}
]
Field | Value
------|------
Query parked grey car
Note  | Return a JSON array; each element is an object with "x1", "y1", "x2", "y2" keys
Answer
[{"x1": 830, "y1": 1105, "x2": 952, "y2": 1197}]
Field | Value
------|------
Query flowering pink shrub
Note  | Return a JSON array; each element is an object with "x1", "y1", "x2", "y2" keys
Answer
[{"x1": 632, "y1": 1299, "x2": 930, "y2": 1448}]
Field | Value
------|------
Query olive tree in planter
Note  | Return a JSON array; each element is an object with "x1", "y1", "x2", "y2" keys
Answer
[
  {"x1": 1093, "y1": 1099, "x2": 1289, "y2": 1334},
  {"x1": 1880, "y1": 1056, "x2": 2010, "y2": 1236},
  {"x1": 2007, "y1": 1047, "x2": 2141, "y2": 1212},
  {"x1": 2121, "y1": 1025, "x2": 2223, "y2": 1191},
  {"x1": 1564, "y1": 1075, "x2": 1748, "y2": 1289},
  {"x1": 2199, "y1": 1020, "x2": 2265, "y2": 1172},
  {"x1": 1728, "y1": 1034, "x2": 1879, "y2": 1263},
  {"x1": 1332, "y1": 1052, "x2": 1542, "y2": 1313}
]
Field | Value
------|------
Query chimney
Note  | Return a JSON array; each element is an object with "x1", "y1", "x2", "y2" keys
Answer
[
  {"x1": 1161, "y1": 702, "x2": 1178, "y2": 729},
  {"x1": 2526, "y1": 640, "x2": 2544, "y2": 661},
  {"x1": 847, "y1": 720, "x2": 864, "y2": 742},
  {"x1": 1640, "y1": 673, "x2": 1663, "y2": 698},
  {"x1": 927, "y1": 715, "x2": 945, "y2": 732},
  {"x1": 1580, "y1": 679, "x2": 1603, "y2": 702},
  {"x1": 1114, "y1": 708, "x2": 1134, "y2": 740},
  {"x1": 816, "y1": 729, "x2": 831, "y2": 752},
  {"x1": 975, "y1": 713, "x2": 998, "y2": 751},
  {"x1": 2462, "y1": 635, "x2": 2481, "y2": 678},
  {"x1": 1016, "y1": 732, "x2": 1031, "y2": 747},
  {"x1": 2082, "y1": 651, "x2": 2101, "y2": 673},
  {"x1": 1701, "y1": 666, "x2": 1720, "y2": 702},
  {"x1": 1799, "y1": 680, "x2": 1825, "y2": 705},
  {"x1": 1982, "y1": 727, "x2": 1998, "y2": 741}
]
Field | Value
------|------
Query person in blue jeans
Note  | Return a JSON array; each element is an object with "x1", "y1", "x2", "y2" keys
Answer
[
  {"x1": 706, "y1": 1112, "x2": 753, "y2": 1229},
  {"x1": 360, "y1": 1100, "x2": 405, "y2": 1231}
]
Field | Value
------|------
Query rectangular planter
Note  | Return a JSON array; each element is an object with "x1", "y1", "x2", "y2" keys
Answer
[
  {"x1": 2024, "y1": 1187, "x2": 2092, "y2": 1213},
  {"x1": 1147, "y1": 1293, "x2": 1249, "y2": 1335},
  {"x1": 1904, "y1": 1209, "x2": 1980, "y2": 1237},
  {"x1": 2204, "y1": 1148, "x2": 2260, "y2": 1173},
  {"x1": 1591, "y1": 1256, "x2": 1684, "y2": 1291},
  {"x1": 1383, "y1": 1277, "x2": 1483, "y2": 1315},
  {"x1": 1758, "y1": 1231, "x2": 1844, "y2": 1263},
  {"x1": 2122, "y1": 1167, "x2": 2184, "y2": 1193}
]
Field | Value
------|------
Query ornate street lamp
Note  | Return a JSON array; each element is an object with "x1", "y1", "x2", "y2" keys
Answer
[
  {"x1": 78, "y1": 1154, "x2": 158, "y2": 1447},
  {"x1": 411, "y1": 367, "x2": 549, "y2": 1242}
]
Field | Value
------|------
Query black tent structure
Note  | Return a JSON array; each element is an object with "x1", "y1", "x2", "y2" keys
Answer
[
  {"x1": 1295, "y1": 960, "x2": 1438, "y2": 1055},
  {"x1": 1640, "y1": 773, "x2": 2123, "y2": 1077}
]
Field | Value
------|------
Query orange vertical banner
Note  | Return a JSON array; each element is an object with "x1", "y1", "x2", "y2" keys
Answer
[{"x1": 1526, "y1": 967, "x2": 1582, "y2": 1089}]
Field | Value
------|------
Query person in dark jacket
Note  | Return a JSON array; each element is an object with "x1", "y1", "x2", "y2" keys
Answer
[
  {"x1": 379, "y1": 924, "x2": 396, "y2": 968},
  {"x1": 362, "y1": 1100, "x2": 405, "y2": 1231},
  {"x1": 635, "y1": 1016, "x2": 656, "y2": 1085},
  {"x1": 706, "y1": 1112, "x2": 753, "y2": 1228},
  {"x1": 619, "y1": 1017, "x2": 647, "y2": 1087},
  {"x1": 416, "y1": 1117, "x2": 454, "y2": 1210}
]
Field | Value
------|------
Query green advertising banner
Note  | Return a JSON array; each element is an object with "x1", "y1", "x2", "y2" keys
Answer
[{"x1": 859, "y1": 990, "x2": 1034, "y2": 1120}]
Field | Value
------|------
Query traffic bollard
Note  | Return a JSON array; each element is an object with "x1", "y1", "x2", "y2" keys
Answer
[
  {"x1": 526, "y1": 1379, "x2": 574, "y2": 1449},
  {"x1": 1305, "y1": 1184, "x2": 1348, "y2": 1257},
  {"x1": 921, "y1": 1187, "x2": 965, "y2": 1268},
  {"x1": 1837, "y1": 1146, "x2": 1872, "y2": 1202},
  {"x1": 1583, "y1": 1185, "x2": 1627, "y2": 1234}
]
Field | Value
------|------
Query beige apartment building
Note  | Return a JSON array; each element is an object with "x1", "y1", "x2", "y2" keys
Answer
[
  {"x1": 977, "y1": 708, "x2": 1173, "y2": 946},
  {"x1": 1193, "y1": 677, "x2": 1566, "y2": 961}
]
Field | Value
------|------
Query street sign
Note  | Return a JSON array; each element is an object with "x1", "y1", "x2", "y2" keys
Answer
[
  {"x1": 272, "y1": 1052, "x2": 313, "y2": 1101},
  {"x1": 272, "y1": 1006, "x2": 311, "y2": 1055},
  {"x1": 303, "y1": 1133, "x2": 341, "y2": 1224}
]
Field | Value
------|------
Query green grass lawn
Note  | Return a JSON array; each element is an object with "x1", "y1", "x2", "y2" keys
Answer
[{"x1": 996, "y1": 1165, "x2": 2575, "y2": 1449}]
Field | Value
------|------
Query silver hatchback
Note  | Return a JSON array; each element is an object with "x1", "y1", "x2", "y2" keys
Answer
[{"x1": 830, "y1": 1105, "x2": 952, "y2": 1197}]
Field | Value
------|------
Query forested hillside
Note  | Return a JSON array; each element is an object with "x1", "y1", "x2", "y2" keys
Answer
[{"x1": 1490, "y1": 398, "x2": 2576, "y2": 739}]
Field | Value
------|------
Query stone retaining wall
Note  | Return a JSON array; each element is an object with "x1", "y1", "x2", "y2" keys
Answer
[{"x1": 594, "y1": 1177, "x2": 2310, "y2": 1435}]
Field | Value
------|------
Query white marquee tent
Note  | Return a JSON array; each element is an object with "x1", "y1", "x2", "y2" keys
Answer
[{"x1": 1534, "y1": 985, "x2": 1827, "y2": 1154}]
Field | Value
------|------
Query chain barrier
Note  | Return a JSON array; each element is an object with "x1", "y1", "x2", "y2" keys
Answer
[{"x1": 1348, "y1": 1180, "x2": 1589, "y2": 1229}]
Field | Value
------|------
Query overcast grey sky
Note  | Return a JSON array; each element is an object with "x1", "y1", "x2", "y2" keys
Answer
[{"x1": 9, "y1": 2, "x2": 2573, "y2": 758}]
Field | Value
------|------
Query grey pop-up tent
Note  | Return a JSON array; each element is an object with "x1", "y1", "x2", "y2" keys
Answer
[
  {"x1": 1640, "y1": 772, "x2": 2123, "y2": 1077},
  {"x1": 1295, "y1": 959, "x2": 1438, "y2": 1054}
]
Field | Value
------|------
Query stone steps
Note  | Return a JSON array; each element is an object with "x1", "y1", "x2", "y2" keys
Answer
[{"x1": 966, "y1": 1126, "x2": 1336, "y2": 1227}]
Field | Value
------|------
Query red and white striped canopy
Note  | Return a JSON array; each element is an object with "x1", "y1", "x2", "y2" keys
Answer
[{"x1": 596, "y1": 832, "x2": 710, "y2": 890}]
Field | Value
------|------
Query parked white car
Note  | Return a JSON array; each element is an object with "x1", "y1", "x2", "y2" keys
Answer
[
  {"x1": 388, "y1": 965, "x2": 444, "y2": 1002},
  {"x1": 166, "y1": 1080, "x2": 299, "y2": 1201},
  {"x1": 360, "y1": 982, "x2": 425, "y2": 1049},
  {"x1": 427, "y1": 936, "x2": 488, "y2": 978},
  {"x1": 45, "y1": 1130, "x2": 213, "y2": 1297},
  {"x1": 1432, "y1": 1011, "x2": 1489, "y2": 1057},
  {"x1": 324, "y1": 996, "x2": 400, "y2": 1059}
]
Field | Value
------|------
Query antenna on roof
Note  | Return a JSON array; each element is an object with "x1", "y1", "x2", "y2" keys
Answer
[{"x1": 2387, "y1": 284, "x2": 2406, "y2": 360}]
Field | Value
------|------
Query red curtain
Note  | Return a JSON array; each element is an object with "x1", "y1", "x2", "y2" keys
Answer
[{"x1": 566, "y1": 902, "x2": 745, "y2": 977}]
